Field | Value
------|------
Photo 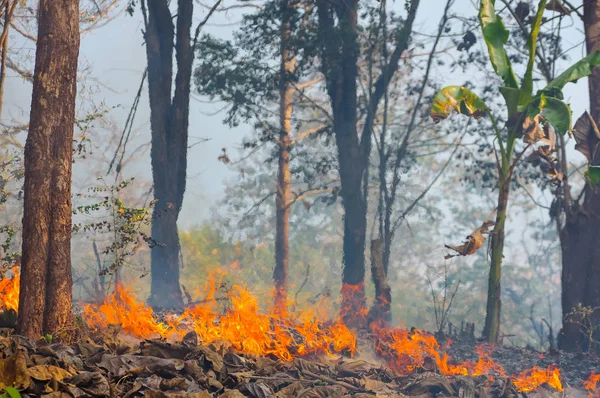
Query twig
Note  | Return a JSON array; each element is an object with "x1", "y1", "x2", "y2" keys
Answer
[
  {"x1": 302, "y1": 370, "x2": 368, "y2": 393},
  {"x1": 192, "y1": 0, "x2": 224, "y2": 48},
  {"x1": 294, "y1": 263, "x2": 311, "y2": 302}
]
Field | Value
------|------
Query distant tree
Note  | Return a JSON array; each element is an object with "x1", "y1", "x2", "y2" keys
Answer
[
  {"x1": 315, "y1": 0, "x2": 419, "y2": 326},
  {"x1": 16, "y1": 0, "x2": 80, "y2": 340},
  {"x1": 195, "y1": 0, "x2": 334, "y2": 309}
]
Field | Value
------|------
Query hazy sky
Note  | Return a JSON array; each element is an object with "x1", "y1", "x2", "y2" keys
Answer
[{"x1": 3, "y1": 0, "x2": 591, "y2": 230}]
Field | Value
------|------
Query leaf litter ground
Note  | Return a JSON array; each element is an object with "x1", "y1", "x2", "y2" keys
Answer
[{"x1": 0, "y1": 311, "x2": 598, "y2": 398}]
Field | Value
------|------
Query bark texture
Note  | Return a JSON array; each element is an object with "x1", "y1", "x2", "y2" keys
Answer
[
  {"x1": 273, "y1": 0, "x2": 296, "y2": 310},
  {"x1": 16, "y1": 0, "x2": 80, "y2": 340},
  {"x1": 369, "y1": 239, "x2": 391, "y2": 326},
  {"x1": 558, "y1": 0, "x2": 600, "y2": 352},
  {"x1": 144, "y1": 0, "x2": 193, "y2": 310}
]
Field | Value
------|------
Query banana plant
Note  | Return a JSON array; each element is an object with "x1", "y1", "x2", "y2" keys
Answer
[{"x1": 430, "y1": 0, "x2": 600, "y2": 343}]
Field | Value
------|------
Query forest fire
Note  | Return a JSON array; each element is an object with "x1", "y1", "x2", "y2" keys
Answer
[
  {"x1": 0, "y1": 268, "x2": 599, "y2": 396},
  {"x1": 0, "y1": 268, "x2": 19, "y2": 312}
]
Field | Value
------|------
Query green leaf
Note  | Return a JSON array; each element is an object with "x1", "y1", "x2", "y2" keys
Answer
[
  {"x1": 499, "y1": 87, "x2": 523, "y2": 116},
  {"x1": 430, "y1": 86, "x2": 488, "y2": 123},
  {"x1": 479, "y1": 0, "x2": 519, "y2": 89},
  {"x1": 4, "y1": 387, "x2": 20, "y2": 398},
  {"x1": 585, "y1": 165, "x2": 600, "y2": 189},
  {"x1": 526, "y1": 94, "x2": 572, "y2": 134},
  {"x1": 543, "y1": 51, "x2": 600, "y2": 92},
  {"x1": 522, "y1": 0, "x2": 547, "y2": 98}
]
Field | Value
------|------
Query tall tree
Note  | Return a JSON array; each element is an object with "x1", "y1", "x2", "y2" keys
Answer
[
  {"x1": 273, "y1": 0, "x2": 296, "y2": 309},
  {"x1": 194, "y1": 0, "x2": 335, "y2": 309},
  {"x1": 140, "y1": 0, "x2": 195, "y2": 309},
  {"x1": 315, "y1": 0, "x2": 419, "y2": 326},
  {"x1": 558, "y1": 0, "x2": 600, "y2": 352},
  {"x1": 16, "y1": 0, "x2": 80, "y2": 340}
]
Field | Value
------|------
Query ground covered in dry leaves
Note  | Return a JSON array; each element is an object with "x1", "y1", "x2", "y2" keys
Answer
[{"x1": 0, "y1": 320, "x2": 598, "y2": 398}]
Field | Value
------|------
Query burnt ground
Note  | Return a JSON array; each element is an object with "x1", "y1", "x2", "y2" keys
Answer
[
  {"x1": 0, "y1": 307, "x2": 598, "y2": 397},
  {"x1": 445, "y1": 339, "x2": 600, "y2": 388}
]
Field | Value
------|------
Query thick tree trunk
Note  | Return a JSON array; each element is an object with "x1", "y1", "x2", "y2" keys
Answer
[
  {"x1": 16, "y1": 0, "x2": 80, "y2": 340},
  {"x1": 144, "y1": 0, "x2": 193, "y2": 310},
  {"x1": 273, "y1": 0, "x2": 295, "y2": 311},
  {"x1": 316, "y1": 0, "x2": 367, "y2": 327},
  {"x1": 483, "y1": 173, "x2": 511, "y2": 343},
  {"x1": 558, "y1": 0, "x2": 600, "y2": 352}
]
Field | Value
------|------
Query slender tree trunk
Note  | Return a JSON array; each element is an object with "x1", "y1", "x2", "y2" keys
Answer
[
  {"x1": 558, "y1": 0, "x2": 600, "y2": 352},
  {"x1": 273, "y1": 0, "x2": 295, "y2": 311},
  {"x1": 483, "y1": 173, "x2": 511, "y2": 343},
  {"x1": 143, "y1": 0, "x2": 193, "y2": 310},
  {"x1": 16, "y1": 0, "x2": 80, "y2": 340},
  {"x1": 0, "y1": 0, "x2": 18, "y2": 120},
  {"x1": 369, "y1": 239, "x2": 391, "y2": 325}
]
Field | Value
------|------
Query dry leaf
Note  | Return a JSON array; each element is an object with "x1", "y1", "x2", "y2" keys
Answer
[
  {"x1": 337, "y1": 360, "x2": 372, "y2": 377},
  {"x1": 0, "y1": 347, "x2": 31, "y2": 390},
  {"x1": 444, "y1": 214, "x2": 495, "y2": 259},
  {"x1": 573, "y1": 111, "x2": 600, "y2": 163},
  {"x1": 523, "y1": 115, "x2": 546, "y2": 144},
  {"x1": 27, "y1": 365, "x2": 74, "y2": 381}
]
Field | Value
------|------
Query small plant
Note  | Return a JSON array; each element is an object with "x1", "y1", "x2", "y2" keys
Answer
[
  {"x1": 73, "y1": 177, "x2": 156, "y2": 294},
  {"x1": 431, "y1": 0, "x2": 600, "y2": 342},
  {"x1": 41, "y1": 334, "x2": 52, "y2": 344},
  {"x1": 564, "y1": 303, "x2": 600, "y2": 352},
  {"x1": 427, "y1": 262, "x2": 461, "y2": 338}
]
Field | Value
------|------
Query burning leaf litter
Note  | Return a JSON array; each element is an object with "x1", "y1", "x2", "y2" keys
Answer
[{"x1": 0, "y1": 270, "x2": 599, "y2": 397}]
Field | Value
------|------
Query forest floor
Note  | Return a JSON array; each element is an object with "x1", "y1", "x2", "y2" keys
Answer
[{"x1": 0, "y1": 314, "x2": 598, "y2": 398}]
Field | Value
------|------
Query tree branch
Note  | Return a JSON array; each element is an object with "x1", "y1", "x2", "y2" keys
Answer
[{"x1": 291, "y1": 123, "x2": 329, "y2": 145}]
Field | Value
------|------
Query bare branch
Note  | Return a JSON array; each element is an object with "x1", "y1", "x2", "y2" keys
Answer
[
  {"x1": 193, "y1": 0, "x2": 224, "y2": 48},
  {"x1": 291, "y1": 123, "x2": 329, "y2": 145}
]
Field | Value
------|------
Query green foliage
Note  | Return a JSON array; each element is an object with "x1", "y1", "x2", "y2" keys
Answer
[
  {"x1": 73, "y1": 177, "x2": 155, "y2": 282},
  {"x1": 585, "y1": 165, "x2": 600, "y2": 189},
  {"x1": 432, "y1": 0, "x2": 599, "y2": 161},
  {"x1": 0, "y1": 387, "x2": 21, "y2": 398},
  {"x1": 478, "y1": 0, "x2": 518, "y2": 90}
]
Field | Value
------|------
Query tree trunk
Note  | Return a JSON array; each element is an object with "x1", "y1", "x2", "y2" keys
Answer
[
  {"x1": 144, "y1": 0, "x2": 193, "y2": 310},
  {"x1": 16, "y1": 0, "x2": 80, "y2": 340},
  {"x1": 273, "y1": 0, "x2": 295, "y2": 311},
  {"x1": 316, "y1": 0, "x2": 367, "y2": 328},
  {"x1": 558, "y1": 0, "x2": 600, "y2": 352},
  {"x1": 369, "y1": 239, "x2": 391, "y2": 326},
  {"x1": 483, "y1": 173, "x2": 511, "y2": 343}
]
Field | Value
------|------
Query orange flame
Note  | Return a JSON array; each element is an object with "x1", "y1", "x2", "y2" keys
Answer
[
  {"x1": 340, "y1": 282, "x2": 368, "y2": 328},
  {"x1": 512, "y1": 365, "x2": 563, "y2": 393},
  {"x1": 0, "y1": 268, "x2": 588, "y2": 395},
  {"x1": 83, "y1": 284, "x2": 169, "y2": 338},
  {"x1": 585, "y1": 372, "x2": 600, "y2": 397},
  {"x1": 0, "y1": 267, "x2": 19, "y2": 312}
]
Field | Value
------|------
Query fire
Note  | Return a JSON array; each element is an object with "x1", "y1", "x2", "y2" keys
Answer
[
  {"x1": 84, "y1": 276, "x2": 357, "y2": 361},
  {"x1": 585, "y1": 372, "x2": 600, "y2": 397},
  {"x1": 0, "y1": 268, "x2": 597, "y2": 395},
  {"x1": 0, "y1": 267, "x2": 19, "y2": 312},
  {"x1": 512, "y1": 365, "x2": 563, "y2": 393},
  {"x1": 83, "y1": 284, "x2": 169, "y2": 338}
]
